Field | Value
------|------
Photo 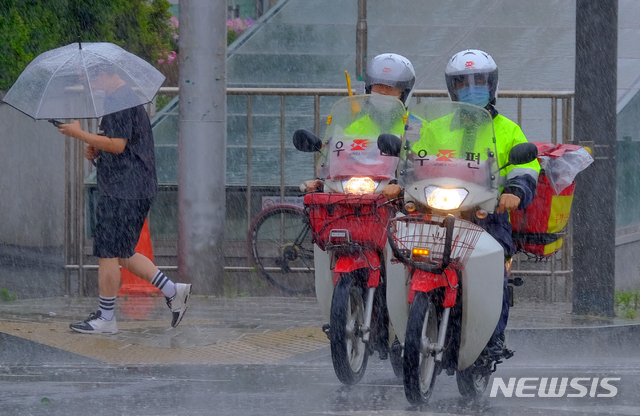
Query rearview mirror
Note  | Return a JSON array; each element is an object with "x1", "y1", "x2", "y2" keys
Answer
[
  {"x1": 377, "y1": 134, "x2": 402, "y2": 157},
  {"x1": 293, "y1": 129, "x2": 322, "y2": 152},
  {"x1": 508, "y1": 142, "x2": 538, "y2": 166}
]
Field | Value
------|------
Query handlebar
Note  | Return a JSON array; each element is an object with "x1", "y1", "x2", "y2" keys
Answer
[{"x1": 377, "y1": 196, "x2": 403, "y2": 208}]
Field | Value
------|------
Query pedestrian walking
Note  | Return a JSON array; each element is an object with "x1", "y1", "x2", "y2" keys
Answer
[{"x1": 58, "y1": 66, "x2": 191, "y2": 334}]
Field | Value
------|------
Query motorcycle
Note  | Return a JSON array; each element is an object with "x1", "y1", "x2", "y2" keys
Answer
[
  {"x1": 293, "y1": 94, "x2": 408, "y2": 384},
  {"x1": 377, "y1": 100, "x2": 538, "y2": 404}
]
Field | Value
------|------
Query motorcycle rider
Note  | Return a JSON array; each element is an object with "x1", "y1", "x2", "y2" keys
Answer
[
  {"x1": 383, "y1": 49, "x2": 540, "y2": 357},
  {"x1": 305, "y1": 53, "x2": 415, "y2": 192},
  {"x1": 302, "y1": 53, "x2": 415, "y2": 361},
  {"x1": 365, "y1": 52, "x2": 416, "y2": 105}
]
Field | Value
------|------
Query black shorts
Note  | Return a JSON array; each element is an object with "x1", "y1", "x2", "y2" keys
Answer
[{"x1": 93, "y1": 196, "x2": 153, "y2": 259}]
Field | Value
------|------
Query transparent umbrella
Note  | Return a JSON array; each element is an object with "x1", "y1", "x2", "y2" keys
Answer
[{"x1": 2, "y1": 42, "x2": 165, "y2": 120}]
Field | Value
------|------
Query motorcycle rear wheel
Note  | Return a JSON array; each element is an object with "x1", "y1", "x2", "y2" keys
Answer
[
  {"x1": 456, "y1": 361, "x2": 491, "y2": 398},
  {"x1": 329, "y1": 271, "x2": 369, "y2": 385},
  {"x1": 403, "y1": 291, "x2": 439, "y2": 405}
]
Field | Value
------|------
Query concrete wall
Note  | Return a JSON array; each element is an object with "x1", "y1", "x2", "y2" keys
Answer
[
  {"x1": 615, "y1": 224, "x2": 640, "y2": 291},
  {"x1": 0, "y1": 102, "x2": 65, "y2": 247}
]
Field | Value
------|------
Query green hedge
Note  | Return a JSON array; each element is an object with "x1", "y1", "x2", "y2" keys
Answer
[{"x1": 0, "y1": 0, "x2": 174, "y2": 91}]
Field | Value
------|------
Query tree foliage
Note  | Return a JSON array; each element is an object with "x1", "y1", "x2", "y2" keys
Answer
[{"x1": 0, "y1": 0, "x2": 173, "y2": 91}]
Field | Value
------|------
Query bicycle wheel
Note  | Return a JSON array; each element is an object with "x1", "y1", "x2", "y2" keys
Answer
[{"x1": 248, "y1": 205, "x2": 315, "y2": 295}]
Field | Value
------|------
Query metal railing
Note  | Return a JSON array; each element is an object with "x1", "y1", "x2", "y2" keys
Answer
[{"x1": 64, "y1": 88, "x2": 574, "y2": 299}]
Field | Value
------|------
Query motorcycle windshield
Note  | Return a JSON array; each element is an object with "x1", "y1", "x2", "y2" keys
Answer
[
  {"x1": 315, "y1": 95, "x2": 405, "y2": 180},
  {"x1": 400, "y1": 101, "x2": 499, "y2": 190}
]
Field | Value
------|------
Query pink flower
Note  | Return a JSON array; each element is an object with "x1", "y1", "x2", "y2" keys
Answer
[
  {"x1": 226, "y1": 18, "x2": 254, "y2": 35},
  {"x1": 168, "y1": 17, "x2": 180, "y2": 41},
  {"x1": 158, "y1": 59, "x2": 165, "y2": 65}
]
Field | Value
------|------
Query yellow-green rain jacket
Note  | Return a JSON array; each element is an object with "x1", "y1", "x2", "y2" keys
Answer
[{"x1": 413, "y1": 106, "x2": 540, "y2": 255}]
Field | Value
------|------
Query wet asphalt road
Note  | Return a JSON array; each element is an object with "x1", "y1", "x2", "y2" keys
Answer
[{"x1": 1, "y1": 336, "x2": 640, "y2": 416}]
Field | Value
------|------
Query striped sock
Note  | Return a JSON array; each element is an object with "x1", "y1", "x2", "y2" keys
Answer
[
  {"x1": 98, "y1": 295, "x2": 116, "y2": 321},
  {"x1": 151, "y1": 271, "x2": 177, "y2": 299}
]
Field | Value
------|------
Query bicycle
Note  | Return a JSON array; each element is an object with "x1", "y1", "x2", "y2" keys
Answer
[{"x1": 247, "y1": 204, "x2": 315, "y2": 295}]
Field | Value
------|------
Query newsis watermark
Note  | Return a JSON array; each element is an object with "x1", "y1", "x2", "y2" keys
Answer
[{"x1": 490, "y1": 377, "x2": 621, "y2": 398}]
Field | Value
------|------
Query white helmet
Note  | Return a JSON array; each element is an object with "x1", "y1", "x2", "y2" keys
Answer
[
  {"x1": 445, "y1": 49, "x2": 499, "y2": 106},
  {"x1": 365, "y1": 53, "x2": 416, "y2": 104}
]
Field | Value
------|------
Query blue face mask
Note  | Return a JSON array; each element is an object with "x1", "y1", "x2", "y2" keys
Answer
[{"x1": 457, "y1": 85, "x2": 490, "y2": 107}]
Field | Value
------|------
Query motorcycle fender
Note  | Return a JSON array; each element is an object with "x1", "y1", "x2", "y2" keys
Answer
[
  {"x1": 409, "y1": 268, "x2": 457, "y2": 300},
  {"x1": 458, "y1": 230, "x2": 504, "y2": 371},
  {"x1": 385, "y1": 241, "x2": 410, "y2": 345},
  {"x1": 314, "y1": 244, "x2": 333, "y2": 322},
  {"x1": 333, "y1": 251, "x2": 380, "y2": 287}
]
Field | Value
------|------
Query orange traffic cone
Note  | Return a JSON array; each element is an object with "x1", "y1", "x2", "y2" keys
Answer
[{"x1": 118, "y1": 218, "x2": 162, "y2": 319}]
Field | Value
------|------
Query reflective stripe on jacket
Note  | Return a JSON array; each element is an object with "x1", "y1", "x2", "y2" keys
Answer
[
  {"x1": 494, "y1": 113, "x2": 540, "y2": 206},
  {"x1": 482, "y1": 111, "x2": 540, "y2": 256}
]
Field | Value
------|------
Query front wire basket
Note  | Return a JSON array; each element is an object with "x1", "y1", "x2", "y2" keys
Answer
[
  {"x1": 388, "y1": 214, "x2": 484, "y2": 273},
  {"x1": 304, "y1": 193, "x2": 392, "y2": 251}
]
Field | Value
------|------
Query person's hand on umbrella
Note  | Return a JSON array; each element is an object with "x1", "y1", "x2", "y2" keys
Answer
[
  {"x1": 58, "y1": 120, "x2": 126, "y2": 154},
  {"x1": 84, "y1": 145, "x2": 99, "y2": 161},
  {"x1": 58, "y1": 120, "x2": 84, "y2": 139}
]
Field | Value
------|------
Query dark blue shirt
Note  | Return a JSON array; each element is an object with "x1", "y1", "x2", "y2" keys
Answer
[{"x1": 97, "y1": 86, "x2": 157, "y2": 199}]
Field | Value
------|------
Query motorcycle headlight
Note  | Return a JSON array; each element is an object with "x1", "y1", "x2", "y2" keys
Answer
[
  {"x1": 342, "y1": 177, "x2": 379, "y2": 195},
  {"x1": 424, "y1": 186, "x2": 468, "y2": 210}
]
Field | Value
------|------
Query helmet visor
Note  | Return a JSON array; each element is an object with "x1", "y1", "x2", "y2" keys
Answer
[
  {"x1": 451, "y1": 73, "x2": 488, "y2": 89},
  {"x1": 446, "y1": 71, "x2": 497, "y2": 106}
]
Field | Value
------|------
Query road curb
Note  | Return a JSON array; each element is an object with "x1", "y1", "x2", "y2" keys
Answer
[{"x1": 507, "y1": 323, "x2": 640, "y2": 359}]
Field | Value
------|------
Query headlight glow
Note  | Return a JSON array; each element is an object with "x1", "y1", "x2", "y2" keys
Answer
[
  {"x1": 343, "y1": 177, "x2": 379, "y2": 195},
  {"x1": 424, "y1": 186, "x2": 468, "y2": 210}
]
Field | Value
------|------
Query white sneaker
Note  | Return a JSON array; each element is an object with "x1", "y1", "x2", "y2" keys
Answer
[
  {"x1": 166, "y1": 283, "x2": 192, "y2": 328},
  {"x1": 70, "y1": 311, "x2": 118, "y2": 334}
]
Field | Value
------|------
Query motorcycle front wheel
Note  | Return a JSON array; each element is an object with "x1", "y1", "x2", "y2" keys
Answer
[
  {"x1": 403, "y1": 291, "x2": 439, "y2": 405},
  {"x1": 456, "y1": 361, "x2": 491, "y2": 398},
  {"x1": 329, "y1": 271, "x2": 369, "y2": 385}
]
